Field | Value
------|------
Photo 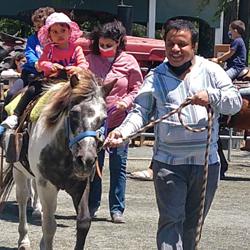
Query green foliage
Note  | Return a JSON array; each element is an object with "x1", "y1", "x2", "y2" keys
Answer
[
  {"x1": 79, "y1": 20, "x2": 101, "y2": 33},
  {"x1": 131, "y1": 23, "x2": 147, "y2": 37},
  {"x1": 0, "y1": 18, "x2": 32, "y2": 37},
  {"x1": 198, "y1": 0, "x2": 228, "y2": 17}
]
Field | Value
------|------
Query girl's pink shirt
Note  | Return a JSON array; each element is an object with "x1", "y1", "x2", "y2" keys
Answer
[
  {"x1": 86, "y1": 51, "x2": 143, "y2": 128},
  {"x1": 38, "y1": 42, "x2": 89, "y2": 76}
]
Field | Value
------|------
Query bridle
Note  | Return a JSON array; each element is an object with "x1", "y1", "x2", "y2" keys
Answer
[
  {"x1": 68, "y1": 130, "x2": 97, "y2": 148},
  {"x1": 65, "y1": 116, "x2": 104, "y2": 150}
]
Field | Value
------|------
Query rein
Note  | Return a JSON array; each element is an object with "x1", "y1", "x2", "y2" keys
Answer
[{"x1": 121, "y1": 98, "x2": 213, "y2": 249}]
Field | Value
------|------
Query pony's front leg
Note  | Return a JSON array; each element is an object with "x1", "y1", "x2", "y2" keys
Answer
[
  {"x1": 13, "y1": 166, "x2": 31, "y2": 250},
  {"x1": 36, "y1": 179, "x2": 58, "y2": 250},
  {"x1": 74, "y1": 179, "x2": 91, "y2": 250}
]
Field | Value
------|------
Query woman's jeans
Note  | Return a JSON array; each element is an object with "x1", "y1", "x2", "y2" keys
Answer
[
  {"x1": 89, "y1": 130, "x2": 128, "y2": 216},
  {"x1": 152, "y1": 160, "x2": 220, "y2": 250}
]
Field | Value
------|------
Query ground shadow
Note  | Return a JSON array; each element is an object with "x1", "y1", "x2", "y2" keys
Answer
[
  {"x1": 0, "y1": 247, "x2": 18, "y2": 250},
  {"x1": 0, "y1": 201, "x2": 74, "y2": 228},
  {"x1": 91, "y1": 217, "x2": 108, "y2": 222},
  {"x1": 55, "y1": 214, "x2": 76, "y2": 220},
  {"x1": 221, "y1": 175, "x2": 250, "y2": 181}
]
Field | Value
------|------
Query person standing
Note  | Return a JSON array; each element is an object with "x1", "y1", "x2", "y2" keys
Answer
[
  {"x1": 105, "y1": 19, "x2": 242, "y2": 248},
  {"x1": 86, "y1": 20, "x2": 143, "y2": 223}
]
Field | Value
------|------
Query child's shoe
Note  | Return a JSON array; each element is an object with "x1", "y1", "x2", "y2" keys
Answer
[{"x1": 1, "y1": 115, "x2": 18, "y2": 129}]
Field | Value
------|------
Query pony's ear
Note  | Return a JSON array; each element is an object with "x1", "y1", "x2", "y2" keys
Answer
[
  {"x1": 102, "y1": 78, "x2": 117, "y2": 97},
  {"x1": 70, "y1": 74, "x2": 79, "y2": 88}
]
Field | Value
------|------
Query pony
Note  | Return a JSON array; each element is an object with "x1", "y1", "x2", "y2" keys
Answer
[{"x1": 0, "y1": 69, "x2": 114, "y2": 250}]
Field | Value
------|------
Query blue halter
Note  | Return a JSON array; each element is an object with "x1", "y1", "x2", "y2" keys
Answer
[
  {"x1": 69, "y1": 131, "x2": 97, "y2": 148},
  {"x1": 65, "y1": 117, "x2": 97, "y2": 148}
]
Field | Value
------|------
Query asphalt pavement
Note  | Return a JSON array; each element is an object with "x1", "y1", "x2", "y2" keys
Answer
[{"x1": 0, "y1": 145, "x2": 250, "y2": 249}]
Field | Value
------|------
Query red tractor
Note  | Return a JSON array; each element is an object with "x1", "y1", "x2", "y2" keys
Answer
[{"x1": 76, "y1": 35, "x2": 166, "y2": 77}]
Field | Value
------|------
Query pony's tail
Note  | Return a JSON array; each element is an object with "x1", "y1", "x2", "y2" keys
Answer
[{"x1": 0, "y1": 163, "x2": 14, "y2": 212}]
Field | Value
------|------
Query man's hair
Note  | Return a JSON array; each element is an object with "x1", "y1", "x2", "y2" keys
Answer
[
  {"x1": 162, "y1": 19, "x2": 198, "y2": 46},
  {"x1": 230, "y1": 20, "x2": 245, "y2": 36},
  {"x1": 88, "y1": 19, "x2": 127, "y2": 55},
  {"x1": 31, "y1": 7, "x2": 55, "y2": 25}
]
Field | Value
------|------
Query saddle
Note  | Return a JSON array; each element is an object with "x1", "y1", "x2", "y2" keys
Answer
[
  {"x1": 221, "y1": 82, "x2": 250, "y2": 130},
  {"x1": 4, "y1": 98, "x2": 38, "y2": 175},
  {"x1": 4, "y1": 79, "x2": 67, "y2": 167}
]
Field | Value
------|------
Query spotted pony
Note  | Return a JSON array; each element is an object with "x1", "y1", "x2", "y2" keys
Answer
[{"x1": 1, "y1": 69, "x2": 114, "y2": 250}]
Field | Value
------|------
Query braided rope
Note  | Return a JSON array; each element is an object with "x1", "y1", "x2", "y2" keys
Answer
[
  {"x1": 122, "y1": 98, "x2": 213, "y2": 248},
  {"x1": 194, "y1": 104, "x2": 213, "y2": 249}
]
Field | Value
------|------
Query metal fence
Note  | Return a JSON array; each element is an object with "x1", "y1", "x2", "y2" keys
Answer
[{"x1": 135, "y1": 129, "x2": 247, "y2": 161}]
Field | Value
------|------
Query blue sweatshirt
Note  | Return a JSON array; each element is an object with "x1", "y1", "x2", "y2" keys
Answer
[{"x1": 23, "y1": 33, "x2": 43, "y2": 75}]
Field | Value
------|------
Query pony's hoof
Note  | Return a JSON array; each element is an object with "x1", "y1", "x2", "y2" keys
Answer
[
  {"x1": 18, "y1": 243, "x2": 31, "y2": 250},
  {"x1": 32, "y1": 209, "x2": 42, "y2": 219}
]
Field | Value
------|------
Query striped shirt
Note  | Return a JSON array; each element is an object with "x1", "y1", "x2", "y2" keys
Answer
[{"x1": 117, "y1": 56, "x2": 242, "y2": 165}]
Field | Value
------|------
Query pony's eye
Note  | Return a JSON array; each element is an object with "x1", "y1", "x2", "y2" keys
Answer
[
  {"x1": 84, "y1": 95, "x2": 93, "y2": 102},
  {"x1": 69, "y1": 110, "x2": 81, "y2": 133}
]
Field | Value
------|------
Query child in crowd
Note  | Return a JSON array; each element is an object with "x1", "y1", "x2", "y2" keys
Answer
[
  {"x1": 1, "y1": 52, "x2": 26, "y2": 109},
  {"x1": 212, "y1": 20, "x2": 246, "y2": 80},
  {"x1": 21, "y1": 6, "x2": 55, "y2": 85},
  {"x1": 1, "y1": 12, "x2": 88, "y2": 130},
  {"x1": 1, "y1": 52, "x2": 26, "y2": 89}
]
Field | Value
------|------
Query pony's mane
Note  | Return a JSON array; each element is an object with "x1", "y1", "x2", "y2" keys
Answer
[{"x1": 43, "y1": 70, "x2": 99, "y2": 127}]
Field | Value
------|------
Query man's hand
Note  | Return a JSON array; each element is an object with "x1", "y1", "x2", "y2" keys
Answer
[
  {"x1": 104, "y1": 130, "x2": 123, "y2": 148},
  {"x1": 190, "y1": 90, "x2": 209, "y2": 106}
]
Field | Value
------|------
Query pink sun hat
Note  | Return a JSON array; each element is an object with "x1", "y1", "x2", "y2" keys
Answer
[{"x1": 38, "y1": 12, "x2": 83, "y2": 46}]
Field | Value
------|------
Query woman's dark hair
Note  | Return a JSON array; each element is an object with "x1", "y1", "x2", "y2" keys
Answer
[
  {"x1": 11, "y1": 52, "x2": 25, "y2": 69},
  {"x1": 31, "y1": 6, "x2": 55, "y2": 25},
  {"x1": 163, "y1": 19, "x2": 198, "y2": 46},
  {"x1": 230, "y1": 20, "x2": 245, "y2": 36},
  {"x1": 88, "y1": 20, "x2": 127, "y2": 55}
]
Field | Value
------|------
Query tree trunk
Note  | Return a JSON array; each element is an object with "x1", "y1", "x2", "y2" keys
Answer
[
  {"x1": 198, "y1": 20, "x2": 215, "y2": 58},
  {"x1": 223, "y1": 0, "x2": 237, "y2": 44}
]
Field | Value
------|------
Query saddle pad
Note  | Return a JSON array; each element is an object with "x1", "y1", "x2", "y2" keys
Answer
[
  {"x1": 5, "y1": 93, "x2": 22, "y2": 115},
  {"x1": 5, "y1": 82, "x2": 66, "y2": 122},
  {"x1": 30, "y1": 82, "x2": 66, "y2": 122}
]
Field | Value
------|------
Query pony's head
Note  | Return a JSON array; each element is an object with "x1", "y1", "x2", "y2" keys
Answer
[{"x1": 44, "y1": 69, "x2": 115, "y2": 179}]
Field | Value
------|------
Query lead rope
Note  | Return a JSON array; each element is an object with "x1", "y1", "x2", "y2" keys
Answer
[{"x1": 120, "y1": 98, "x2": 213, "y2": 249}]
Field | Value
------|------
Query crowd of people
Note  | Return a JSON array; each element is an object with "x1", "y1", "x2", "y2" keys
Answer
[{"x1": 0, "y1": 6, "x2": 247, "y2": 249}]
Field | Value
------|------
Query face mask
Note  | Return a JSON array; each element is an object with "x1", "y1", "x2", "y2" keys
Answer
[
  {"x1": 228, "y1": 31, "x2": 232, "y2": 39},
  {"x1": 167, "y1": 60, "x2": 192, "y2": 76},
  {"x1": 99, "y1": 46, "x2": 116, "y2": 58}
]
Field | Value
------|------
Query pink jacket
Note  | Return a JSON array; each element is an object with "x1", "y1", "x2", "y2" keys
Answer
[
  {"x1": 38, "y1": 42, "x2": 88, "y2": 76},
  {"x1": 86, "y1": 51, "x2": 143, "y2": 128}
]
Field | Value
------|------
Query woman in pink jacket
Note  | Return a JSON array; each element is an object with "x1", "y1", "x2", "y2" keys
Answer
[{"x1": 87, "y1": 20, "x2": 143, "y2": 223}]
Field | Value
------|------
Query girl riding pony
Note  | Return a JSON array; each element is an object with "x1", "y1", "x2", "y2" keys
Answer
[{"x1": 1, "y1": 12, "x2": 88, "y2": 130}]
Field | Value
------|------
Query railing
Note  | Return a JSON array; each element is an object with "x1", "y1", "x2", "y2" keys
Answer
[{"x1": 134, "y1": 129, "x2": 246, "y2": 161}]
